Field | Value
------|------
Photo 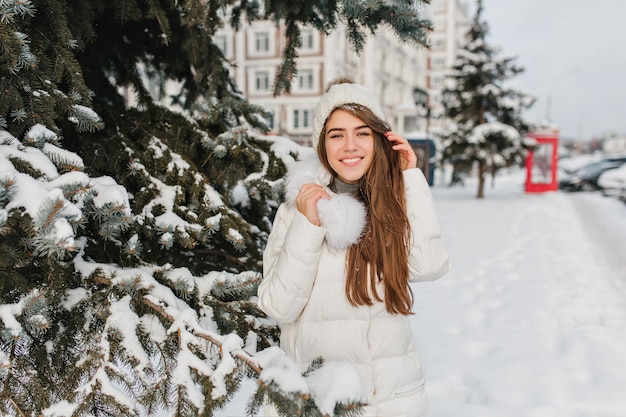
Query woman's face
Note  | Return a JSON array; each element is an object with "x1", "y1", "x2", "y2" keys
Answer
[{"x1": 324, "y1": 109, "x2": 375, "y2": 184}]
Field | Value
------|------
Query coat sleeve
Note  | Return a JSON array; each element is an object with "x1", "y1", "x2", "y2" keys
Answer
[
  {"x1": 257, "y1": 203, "x2": 327, "y2": 324},
  {"x1": 403, "y1": 168, "x2": 451, "y2": 282}
]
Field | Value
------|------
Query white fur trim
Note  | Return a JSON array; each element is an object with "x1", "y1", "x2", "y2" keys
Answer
[
  {"x1": 284, "y1": 156, "x2": 366, "y2": 250},
  {"x1": 284, "y1": 156, "x2": 331, "y2": 204},
  {"x1": 317, "y1": 195, "x2": 366, "y2": 250},
  {"x1": 312, "y1": 83, "x2": 385, "y2": 147}
]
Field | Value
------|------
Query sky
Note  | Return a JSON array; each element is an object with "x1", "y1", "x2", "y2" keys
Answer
[
  {"x1": 472, "y1": 0, "x2": 626, "y2": 142},
  {"x1": 218, "y1": 163, "x2": 626, "y2": 417}
]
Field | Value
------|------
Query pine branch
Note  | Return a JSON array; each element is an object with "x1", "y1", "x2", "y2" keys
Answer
[
  {"x1": 6, "y1": 397, "x2": 27, "y2": 417},
  {"x1": 141, "y1": 297, "x2": 261, "y2": 374},
  {"x1": 269, "y1": 0, "x2": 432, "y2": 95},
  {"x1": 1, "y1": 338, "x2": 28, "y2": 417},
  {"x1": 273, "y1": 21, "x2": 300, "y2": 96}
]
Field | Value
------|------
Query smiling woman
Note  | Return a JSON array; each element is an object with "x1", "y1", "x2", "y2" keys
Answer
[{"x1": 257, "y1": 79, "x2": 451, "y2": 417}]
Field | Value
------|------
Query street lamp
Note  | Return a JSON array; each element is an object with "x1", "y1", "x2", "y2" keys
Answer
[
  {"x1": 441, "y1": 88, "x2": 454, "y2": 112},
  {"x1": 413, "y1": 87, "x2": 428, "y2": 110},
  {"x1": 412, "y1": 86, "x2": 431, "y2": 136},
  {"x1": 413, "y1": 87, "x2": 432, "y2": 183},
  {"x1": 546, "y1": 67, "x2": 577, "y2": 123}
]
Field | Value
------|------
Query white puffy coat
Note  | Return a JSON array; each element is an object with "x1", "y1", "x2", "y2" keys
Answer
[{"x1": 258, "y1": 157, "x2": 450, "y2": 417}]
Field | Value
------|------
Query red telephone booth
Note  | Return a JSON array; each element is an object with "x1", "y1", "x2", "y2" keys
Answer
[{"x1": 525, "y1": 129, "x2": 559, "y2": 193}]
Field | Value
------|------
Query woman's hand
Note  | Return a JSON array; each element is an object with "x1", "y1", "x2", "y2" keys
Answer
[
  {"x1": 385, "y1": 131, "x2": 417, "y2": 171},
  {"x1": 296, "y1": 183, "x2": 330, "y2": 226}
]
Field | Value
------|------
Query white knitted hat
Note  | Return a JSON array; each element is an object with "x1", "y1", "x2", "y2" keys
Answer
[{"x1": 311, "y1": 82, "x2": 385, "y2": 147}]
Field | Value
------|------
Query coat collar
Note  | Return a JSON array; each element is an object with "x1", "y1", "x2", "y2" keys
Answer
[{"x1": 284, "y1": 155, "x2": 367, "y2": 250}]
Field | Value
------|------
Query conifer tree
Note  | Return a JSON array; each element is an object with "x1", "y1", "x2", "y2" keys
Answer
[
  {"x1": 1, "y1": 0, "x2": 433, "y2": 415},
  {"x1": 441, "y1": 0, "x2": 535, "y2": 198}
]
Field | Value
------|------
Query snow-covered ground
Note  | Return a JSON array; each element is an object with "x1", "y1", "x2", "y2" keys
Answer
[
  {"x1": 219, "y1": 169, "x2": 626, "y2": 417},
  {"x1": 416, "y1": 171, "x2": 626, "y2": 417}
]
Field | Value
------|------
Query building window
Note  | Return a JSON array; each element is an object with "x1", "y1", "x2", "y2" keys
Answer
[
  {"x1": 432, "y1": 56, "x2": 446, "y2": 69},
  {"x1": 432, "y1": 76, "x2": 444, "y2": 89},
  {"x1": 297, "y1": 69, "x2": 314, "y2": 90},
  {"x1": 254, "y1": 70, "x2": 271, "y2": 92},
  {"x1": 433, "y1": 37, "x2": 446, "y2": 51},
  {"x1": 214, "y1": 34, "x2": 229, "y2": 57},
  {"x1": 301, "y1": 28, "x2": 315, "y2": 50},
  {"x1": 265, "y1": 110, "x2": 275, "y2": 130},
  {"x1": 293, "y1": 109, "x2": 311, "y2": 129},
  {"x1": 255, "y1": 32, "x2": 270, "y2": 53}
]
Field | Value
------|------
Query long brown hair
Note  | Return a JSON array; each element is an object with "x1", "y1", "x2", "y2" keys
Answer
[{"x1": 317, "y1": 104, "x2": 414, "y2": 315}]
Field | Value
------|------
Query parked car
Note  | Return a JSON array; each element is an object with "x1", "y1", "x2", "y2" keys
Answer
[
  {"x1": 598, "y1": 163, "x2": 626, "y2": 197},
  {"x1": 558, "y1": 154, "x2": 601, "y2": 176},
  {"x1": 559, "y1": 158, "x2": 626, "y2": 192}
]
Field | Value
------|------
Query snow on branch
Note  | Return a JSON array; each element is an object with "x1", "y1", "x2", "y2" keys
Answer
[{"x1": 468, "y1": 121, "x2": 521, "y2": 144}]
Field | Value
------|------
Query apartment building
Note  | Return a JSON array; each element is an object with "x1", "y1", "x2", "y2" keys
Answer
[
  {"x1": 428, "y1": 0, "x2": 471, "y2": 125},
  {"x1": 215, "y1": 0, "x2": 470, "y2": 145}
]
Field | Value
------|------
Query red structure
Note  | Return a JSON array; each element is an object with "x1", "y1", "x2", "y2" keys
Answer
[{"x1": 525, "y1": 129, "x2": 559, "y2": 193}]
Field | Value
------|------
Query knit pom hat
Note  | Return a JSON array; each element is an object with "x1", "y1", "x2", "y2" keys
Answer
[{"x1": 311, "y1": 82, "x2": 385, "y2": 147}]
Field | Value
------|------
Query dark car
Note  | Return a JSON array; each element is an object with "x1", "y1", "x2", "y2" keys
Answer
[{"x1": 559, "y1": 158, "x2": 626, "y2": 192}]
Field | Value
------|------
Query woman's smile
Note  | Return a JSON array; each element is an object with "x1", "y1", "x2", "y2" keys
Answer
[{"x1": 341, "y1": 157, "x2": 363, "y2": 165}]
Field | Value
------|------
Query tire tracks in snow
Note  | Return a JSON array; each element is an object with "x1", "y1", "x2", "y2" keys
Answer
[{"x1": 565, "y1": 192, "x2": 626, "y2": 288}]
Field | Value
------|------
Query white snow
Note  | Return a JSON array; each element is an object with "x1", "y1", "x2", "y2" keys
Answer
[
  {"x1": 218, "y1": 168, "x2": 626, "y2": 417},
  {"x1": 413, "y1": 172, "x2": 626, "y2": 417},
  {"x1": 61, "y1": 288, "x2": 88, "y2": 311},
  {"x1": 41, "y1": 400, "x2": 78, "y2": 417},
  {"x1": 468, "y1": 121, "x2": 521, "y2": 144},
  {"x1": 203, "y1": 183, "x2": 225, "y2": 209},
  {"x1": 0, "y1": 301, "x2": 24, "y2": 336},
  {"x1": 231, "y1": 181, "x2": 251, "y2": 208},
  {"x1": 90, "y1": 175, "x2": 132, "y2": 212},
  {"x1": 258, "y1": 134, "x2": 315, "y2": 165},
  {"x1": 107, "y1": 295, "x2": 151, "y2": 372},
  {"x1": 256, "y1": 346, "x2": 310, "y2": 395},
  {"x1": 306, "y1": 361, "x2": 367, "y2": 415},
  {"x1": 42, "y1": 142, "x2": 85, "y2": 169}
]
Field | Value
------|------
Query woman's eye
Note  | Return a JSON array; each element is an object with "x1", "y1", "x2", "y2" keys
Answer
[
  {"x1": 329, "y1": 133, "x2": 343, "y2": 139},
  {"x1": 357, "y1": 131, "x2": 371, "y2": 136}
]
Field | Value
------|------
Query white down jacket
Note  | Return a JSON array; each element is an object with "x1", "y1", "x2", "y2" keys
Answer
[{"x1": 258, "y1": 156, "x2": 450, "y2": 417}]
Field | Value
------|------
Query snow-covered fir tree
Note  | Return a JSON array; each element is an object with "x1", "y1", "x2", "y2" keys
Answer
[
  {"x1": 0, "y1": 0, "x2": 433, "y2": 415},
  {"x1": 441, "y1": 0, "x2": 535, "y2": 198}
]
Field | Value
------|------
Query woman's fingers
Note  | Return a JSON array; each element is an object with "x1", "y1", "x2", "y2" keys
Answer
[
  {"x1": 296, "y1": 183, "x2": 330, "y2": 226},
  {"x1": 385, "y1": 131, "x2": 417, "y2": 170}
]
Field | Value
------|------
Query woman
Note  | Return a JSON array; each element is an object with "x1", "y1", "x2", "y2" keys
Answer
[{"x1": 258, "y1": 80, "x2": 450, "y2": 417}]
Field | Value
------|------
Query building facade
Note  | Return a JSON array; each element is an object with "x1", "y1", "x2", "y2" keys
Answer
[
  {"x1": 427, "y1": 0, "x2": 471, "y2": 126},
  {"x1": 215, "y1": 0, "x2": 470, "y2": 145}
]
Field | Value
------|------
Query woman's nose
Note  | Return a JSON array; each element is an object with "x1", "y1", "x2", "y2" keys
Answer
[{"x1": 344, "y1": 134, "x2": 358, "y2": 150}]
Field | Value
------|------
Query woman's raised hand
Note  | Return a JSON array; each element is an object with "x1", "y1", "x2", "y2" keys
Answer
[
  {"x1": 296, "y1": 183, "x2": 330, "y2": 226},
  {"x1": 385, "y1": 131, "x2": 417, "y2": 171}
]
